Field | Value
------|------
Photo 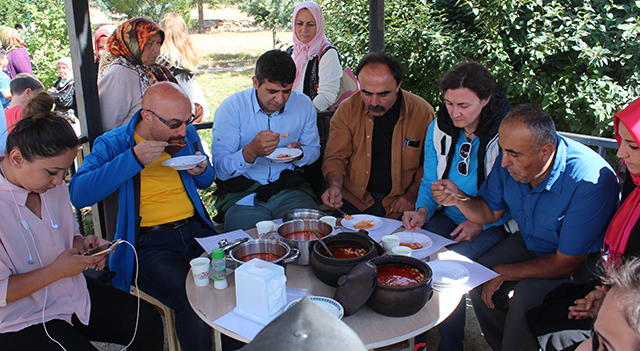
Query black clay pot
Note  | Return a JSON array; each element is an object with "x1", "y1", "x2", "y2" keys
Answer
[
  {"x1": 309, "y1": 232, "x2": 380, "y2": 287},
  {"x1": 366, "y1": 255, "x2": 434, "y2": 317}
]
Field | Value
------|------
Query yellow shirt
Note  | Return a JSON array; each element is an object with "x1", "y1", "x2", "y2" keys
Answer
[{"x1": 135, "y1": 133, "x2": 195, "y2": 227}]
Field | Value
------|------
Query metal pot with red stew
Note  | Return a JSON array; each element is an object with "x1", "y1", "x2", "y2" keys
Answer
[
  {"x1": 366, "y1": 255, "x2": 433, "y2": 317},
  {"x1": 276, "y1": 219, "x2": 333, "y2": 265},
  {"x1": 220, "y1": 238, "x2": 300, "y2": 266}
]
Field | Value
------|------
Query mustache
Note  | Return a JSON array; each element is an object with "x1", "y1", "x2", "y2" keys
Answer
[{"x1": 367, "y1": 105, "x2": 386, "y2": 112}]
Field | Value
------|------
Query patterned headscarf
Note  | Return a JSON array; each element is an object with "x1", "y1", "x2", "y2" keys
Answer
[
  {"x1": 291, "y1": 1, "x2": 331, "y2": 89},
  {"x1": 98, "y1": 17, "x2": 176, "y2": 91},
  {"x1": 0, "y1": 26, "x2": 26, "y2": 52}
]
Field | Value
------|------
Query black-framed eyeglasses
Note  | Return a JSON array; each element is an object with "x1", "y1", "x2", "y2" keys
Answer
[
  {"x1": 144, "y1": 109, "x2": 195, "y2": 129},
  {"x1": 457, "y1": 142, "x2": 472, "y2": 176}
]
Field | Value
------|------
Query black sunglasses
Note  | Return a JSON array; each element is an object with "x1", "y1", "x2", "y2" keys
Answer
[
  {"x1": 144, "y1": 109, "x2": 195, "y2": 129},
  {"x1": 457, "y1": 142, "x2": 472, "y2": 176}
]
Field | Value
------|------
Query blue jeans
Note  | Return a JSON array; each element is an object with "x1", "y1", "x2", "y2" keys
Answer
[
  {"x1": 424, "y1": 210, "x2": 508, "y2": 351},
  {"x1": 224, "y1": 188, "x2": 319, "y2": 231},
  {"x1": 136, "y1": 220, "x2": 214, "y2": 351}
]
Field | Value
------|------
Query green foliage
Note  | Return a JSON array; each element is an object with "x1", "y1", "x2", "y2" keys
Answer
[
  {"x1": 323, "y1": 0, "x2": 640, "y2": 138},
  {"x1": 0, "y1": 0, "x2": 27, "y2": 28},
  {"x1": 93, "y1": 0, "x2": 195, "y2": 24},
  {"x1": 237, "y1": 0, "x2": 296, "y2": 30},
  {"x1": 23, "y1": 0, "x2": 70, "y2": 89}
]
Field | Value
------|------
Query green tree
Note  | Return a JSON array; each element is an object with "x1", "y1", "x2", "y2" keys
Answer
[
  {"x1": 237, "y1": 0, "x2": 296, "y2": 48},
  {"x1": 323, "y1": 0, "x2": 640, "y2": 138},
  {"x1": 93, "y1": 0, "x2": 194, "y2": 23},
  {"x1": 0, "y1": 0, "x2": 27, "y2": 28}
]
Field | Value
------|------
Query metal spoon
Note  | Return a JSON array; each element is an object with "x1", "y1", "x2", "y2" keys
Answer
[
  {"x1": 337, "y1": 207, "x2": 353, "y2": 220},
  {"x1": 312, "y1": 231, "x2": 335, "y2": 259}
]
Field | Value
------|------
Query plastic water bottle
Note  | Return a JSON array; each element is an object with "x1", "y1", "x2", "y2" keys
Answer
[{"x1": 211, "y1": 248, "x2": 228, "y2": 290}]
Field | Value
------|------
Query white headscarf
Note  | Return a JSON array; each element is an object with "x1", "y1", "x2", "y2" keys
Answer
[{"x1": 291, "y1": 1, "x2": 331, "y2": 89}]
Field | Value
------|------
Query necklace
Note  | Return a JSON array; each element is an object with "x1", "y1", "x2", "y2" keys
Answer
[{"x1": 463, "y1": 129, "x2": 476, "y2": 141}]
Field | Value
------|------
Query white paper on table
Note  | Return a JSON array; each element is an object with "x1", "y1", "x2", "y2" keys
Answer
[
  {"x1": 427, "y1": 250, "x2": 498, "y2": 296},
  {"x1": 409, "y1": 228, "x2": 456, "y2": 260},
  {"x1": 195, "y1": 229, "x2": 252, "y2": 254},
  {"x1": 213, "y1": 288, "x2": 311, "y2": 341},
  {"x1": 236, "y1": 193, "x2": 256, "y2": 206}
]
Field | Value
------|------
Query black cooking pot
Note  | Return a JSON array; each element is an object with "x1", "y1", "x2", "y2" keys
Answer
[
  {"x1": 309, "y1": 231, "x2": 381, "y2": 287},
  {"x1": 366, "y1": 255, "x2": 433, "y2": 317}
]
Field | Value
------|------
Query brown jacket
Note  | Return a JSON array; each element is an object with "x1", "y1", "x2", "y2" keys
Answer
[{"x1": 322, "y1": 90, "x2": 435, "y2": 218}]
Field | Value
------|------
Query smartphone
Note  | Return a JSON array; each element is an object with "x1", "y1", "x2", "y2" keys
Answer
[{"x1": 82, "y1": 239, "x2": 123, "y2": 257}]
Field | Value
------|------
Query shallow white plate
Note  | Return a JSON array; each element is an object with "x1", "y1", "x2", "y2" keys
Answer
[
  {"x1": 266, "y1": 148, "x2": 303, "y2": 162},
  {"x1": 427, "y1": 260, "x2": 470, "y2": 286},
  {"x1": 341, "y1": 214, "x2": 383, "y2": 231},
  {"x1": 392, "y1": 230, "x2": 433, "y2": 252},
  {"x1": 161, "y1": 155, "x2": 206, "y2": 170},
  {"x1": 285, "y1": 296, "x2": 344, "y2": 320}
]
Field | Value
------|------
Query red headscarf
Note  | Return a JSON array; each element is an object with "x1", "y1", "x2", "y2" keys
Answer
[
  {"x1": 100, "y1": 17, "x2": 176, "y2": 89},
  {"x1": 291, "y1": 1, "x2": 332, "y2": 89},
  {"x1": 605, "y1": 97, "x2": 640, "y2": 267}
]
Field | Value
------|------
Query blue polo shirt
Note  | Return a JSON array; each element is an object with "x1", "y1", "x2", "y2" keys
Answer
[{"x1": 478, "y1": 135, "x2": 619, "y2": 256}]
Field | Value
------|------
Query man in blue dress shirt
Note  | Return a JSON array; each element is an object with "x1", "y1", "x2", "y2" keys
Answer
[
  {"x1": 211, "y1": 50, "x2": 321, "y2": 231},
  {"x1": 432, "y1": 104, "x2": 619, "y2": 351}
]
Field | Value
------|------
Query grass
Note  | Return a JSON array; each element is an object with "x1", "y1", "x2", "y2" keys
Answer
[{"x1": 195, "y1": 68, "x2": 255, "y2": 120}]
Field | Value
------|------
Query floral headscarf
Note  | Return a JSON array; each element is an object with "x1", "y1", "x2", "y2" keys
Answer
[
  {"x1": 291, "y1": 1, "x2": 332, "y2": 89},
  {"x1": 0, "y1": 26, "x2": 26, "y2": 52},
  {"x1": 98, "y1": 17, "x2": 176, "y2": 91}
]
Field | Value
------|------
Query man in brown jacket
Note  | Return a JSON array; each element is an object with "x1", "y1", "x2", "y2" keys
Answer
[{"x1": 321, "y1": 53, "x2": 435, "y2": 219}]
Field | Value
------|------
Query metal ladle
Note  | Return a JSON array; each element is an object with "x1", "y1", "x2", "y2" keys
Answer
[{"x1": 312, "y1": 231, "x2": 335, "y2": 259}]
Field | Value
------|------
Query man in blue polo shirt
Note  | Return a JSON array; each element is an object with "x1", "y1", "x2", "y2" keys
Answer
[
  {"x1": 432, "y1": 104, "x2": 619, "y2": 351},
  {"x1": 211, "y1": 50, "x2": 321, "y2": 231}
]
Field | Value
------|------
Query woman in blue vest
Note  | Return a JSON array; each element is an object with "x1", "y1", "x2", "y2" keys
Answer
[{"x1": 404, "y1": 62, "x2": 512, "y2": 351}]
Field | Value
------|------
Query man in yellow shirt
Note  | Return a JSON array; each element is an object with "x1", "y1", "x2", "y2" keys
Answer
[{"x1": 71, "y1": 82, "x2": 217, "y2": 351}]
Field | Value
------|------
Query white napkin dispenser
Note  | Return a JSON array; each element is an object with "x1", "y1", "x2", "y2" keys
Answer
[{"x1": 233, "y1": 258, "x2": 287, "y2": 325}]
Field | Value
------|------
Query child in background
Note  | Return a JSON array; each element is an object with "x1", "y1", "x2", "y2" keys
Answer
[
  {"x1": 0, "y1": 49, "x2": 10, "y2": 109},
  {"x1": 4, "y1": 73, "x2": 43, "y2": 132}
]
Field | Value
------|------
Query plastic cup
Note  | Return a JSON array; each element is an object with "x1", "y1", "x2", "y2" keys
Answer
[
  {"x1": 256, "y1": 220, "x2": 275, "y2": 238},
  {"x1": 320, "y1": 216, "x2": 337, "y2": 228},
  {"x1": 381, "y1": 234, "x2": 400, "y2": 253},
  {"x1": 392, "y1": 246, "x2": 412, "y2": 257},
  {"x1": 190, "y1": 257, "x2": 211, "y2": 287}
]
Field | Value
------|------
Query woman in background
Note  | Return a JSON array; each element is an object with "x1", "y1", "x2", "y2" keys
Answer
[
  {"x1": 288, "y1": 1, "x2": 342, "y2": 111},
  {"x1": 0, "y1": 91, "x2": 163, "y2": 350},
  {"x1": 48, "y1": 57, "x2": 77, "y2": 117},
  {"x1": 158, "y1": 12, "x2": 210, "y2": 123},
  {"x1": 93, "y1": 24, "x2": 117, "y2": 72},
  {"x1": 98, "y1": 17, "x2": 177, "y2": 132},
  {"x1": 0, "y1": 26, "x2": 33, "y2": 79}
]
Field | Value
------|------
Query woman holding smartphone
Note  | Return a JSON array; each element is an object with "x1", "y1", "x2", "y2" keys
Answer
[{"x1": 0, "y1": 91, "x2": 163, "y2": 350}]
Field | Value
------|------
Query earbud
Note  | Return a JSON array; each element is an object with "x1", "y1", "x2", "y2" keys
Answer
[
  {"x1": 50, "y1": 220, "x2": 59, "y2": 229},
  {"x1": 27, "y1": 253, "x2": 34, "y2": 265},
  {"x1": 21, "y1": 220, "x2": 30, "y2": 231}
]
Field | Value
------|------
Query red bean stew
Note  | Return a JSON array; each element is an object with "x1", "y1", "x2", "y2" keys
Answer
[
  {"x1": 377, "y1": 265, "x2": 426, "y2": 286},
  {"x1": 319, "y1": 246, "x2": 368, "y2": 259},
  {"x1": 284, "y1": 230, "x2": 323, "y2": 241},
  {"x1": 239, "y1": 253, "x2": 282, "y2": 262}
]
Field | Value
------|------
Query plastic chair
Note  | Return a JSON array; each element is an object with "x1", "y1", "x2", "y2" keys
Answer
[{"x1": 131, "y1": 286, "x2": 182, "y2": 351}]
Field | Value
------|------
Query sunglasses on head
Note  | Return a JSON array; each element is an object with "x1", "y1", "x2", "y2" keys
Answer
[
  {"x1": 457, "y1": 142, "x2": 472, "y2": 176},
  {"x1": 144, "y1": 109, "x2": 196, "y2": 129}
]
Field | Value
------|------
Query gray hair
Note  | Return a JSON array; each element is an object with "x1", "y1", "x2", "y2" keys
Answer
[
  {"x1": 503, "y1": 104, "x2": 557, "y2": 151},
  {"x1": 601, "y1": 257, "x2": 640, "y2": 340}
]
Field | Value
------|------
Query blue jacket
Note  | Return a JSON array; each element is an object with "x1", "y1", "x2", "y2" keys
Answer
[{"x1": 69, "y1": 110, "x2": 216, "y2": 290}]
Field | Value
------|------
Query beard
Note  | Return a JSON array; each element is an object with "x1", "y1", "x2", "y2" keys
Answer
[{"x1": 164, "y1": 136, "x2": 187, "y2": 155}]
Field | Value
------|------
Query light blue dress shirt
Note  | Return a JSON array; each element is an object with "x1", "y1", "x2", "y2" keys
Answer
[
  {"x1": 211, "y1": 88, "x2": 320, "y2": 185},
  {"x1": 479, "y1": 135, "x2": 619, "y2": 256}
]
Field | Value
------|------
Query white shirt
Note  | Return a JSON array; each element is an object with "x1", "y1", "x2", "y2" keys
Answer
[{"x1": 292, "y1": 48, "x2": 342, "y2": 111}]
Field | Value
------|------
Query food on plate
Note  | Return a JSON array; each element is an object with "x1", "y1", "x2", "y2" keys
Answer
[
  {"x1": 353, "y1": 219, "x2": 375, "y2": 230},
  {"x1": 319, "y1": 246, "x2": 368, "y2": 259},
  {"x1": 400, "y1": 242, "x2": 424, "y2": 250},
  {"x1": 239, "y1": 252, "x2": 282, "y2": 262},
  {"x1": 284, "y1": 230, "x2": 324, "y2": 241},
  {"x1": 281, "y1": 133, "x2": 290, "y2": 138},
  {"x1": 377, "y1": 265, "x2": 426, "y2": 286},
  {"x1": 277, "y1": 153, "x2": 292, "y2": 159}
]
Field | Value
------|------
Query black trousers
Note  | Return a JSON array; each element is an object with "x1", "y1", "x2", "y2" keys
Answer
[{"x1": 0, "y1": 276, "x2": 164, "y2": 351}]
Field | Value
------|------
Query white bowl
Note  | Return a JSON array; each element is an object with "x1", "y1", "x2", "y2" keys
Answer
[{"x1": 162, "y1": 155, "x2": 206, "y2": 170}]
